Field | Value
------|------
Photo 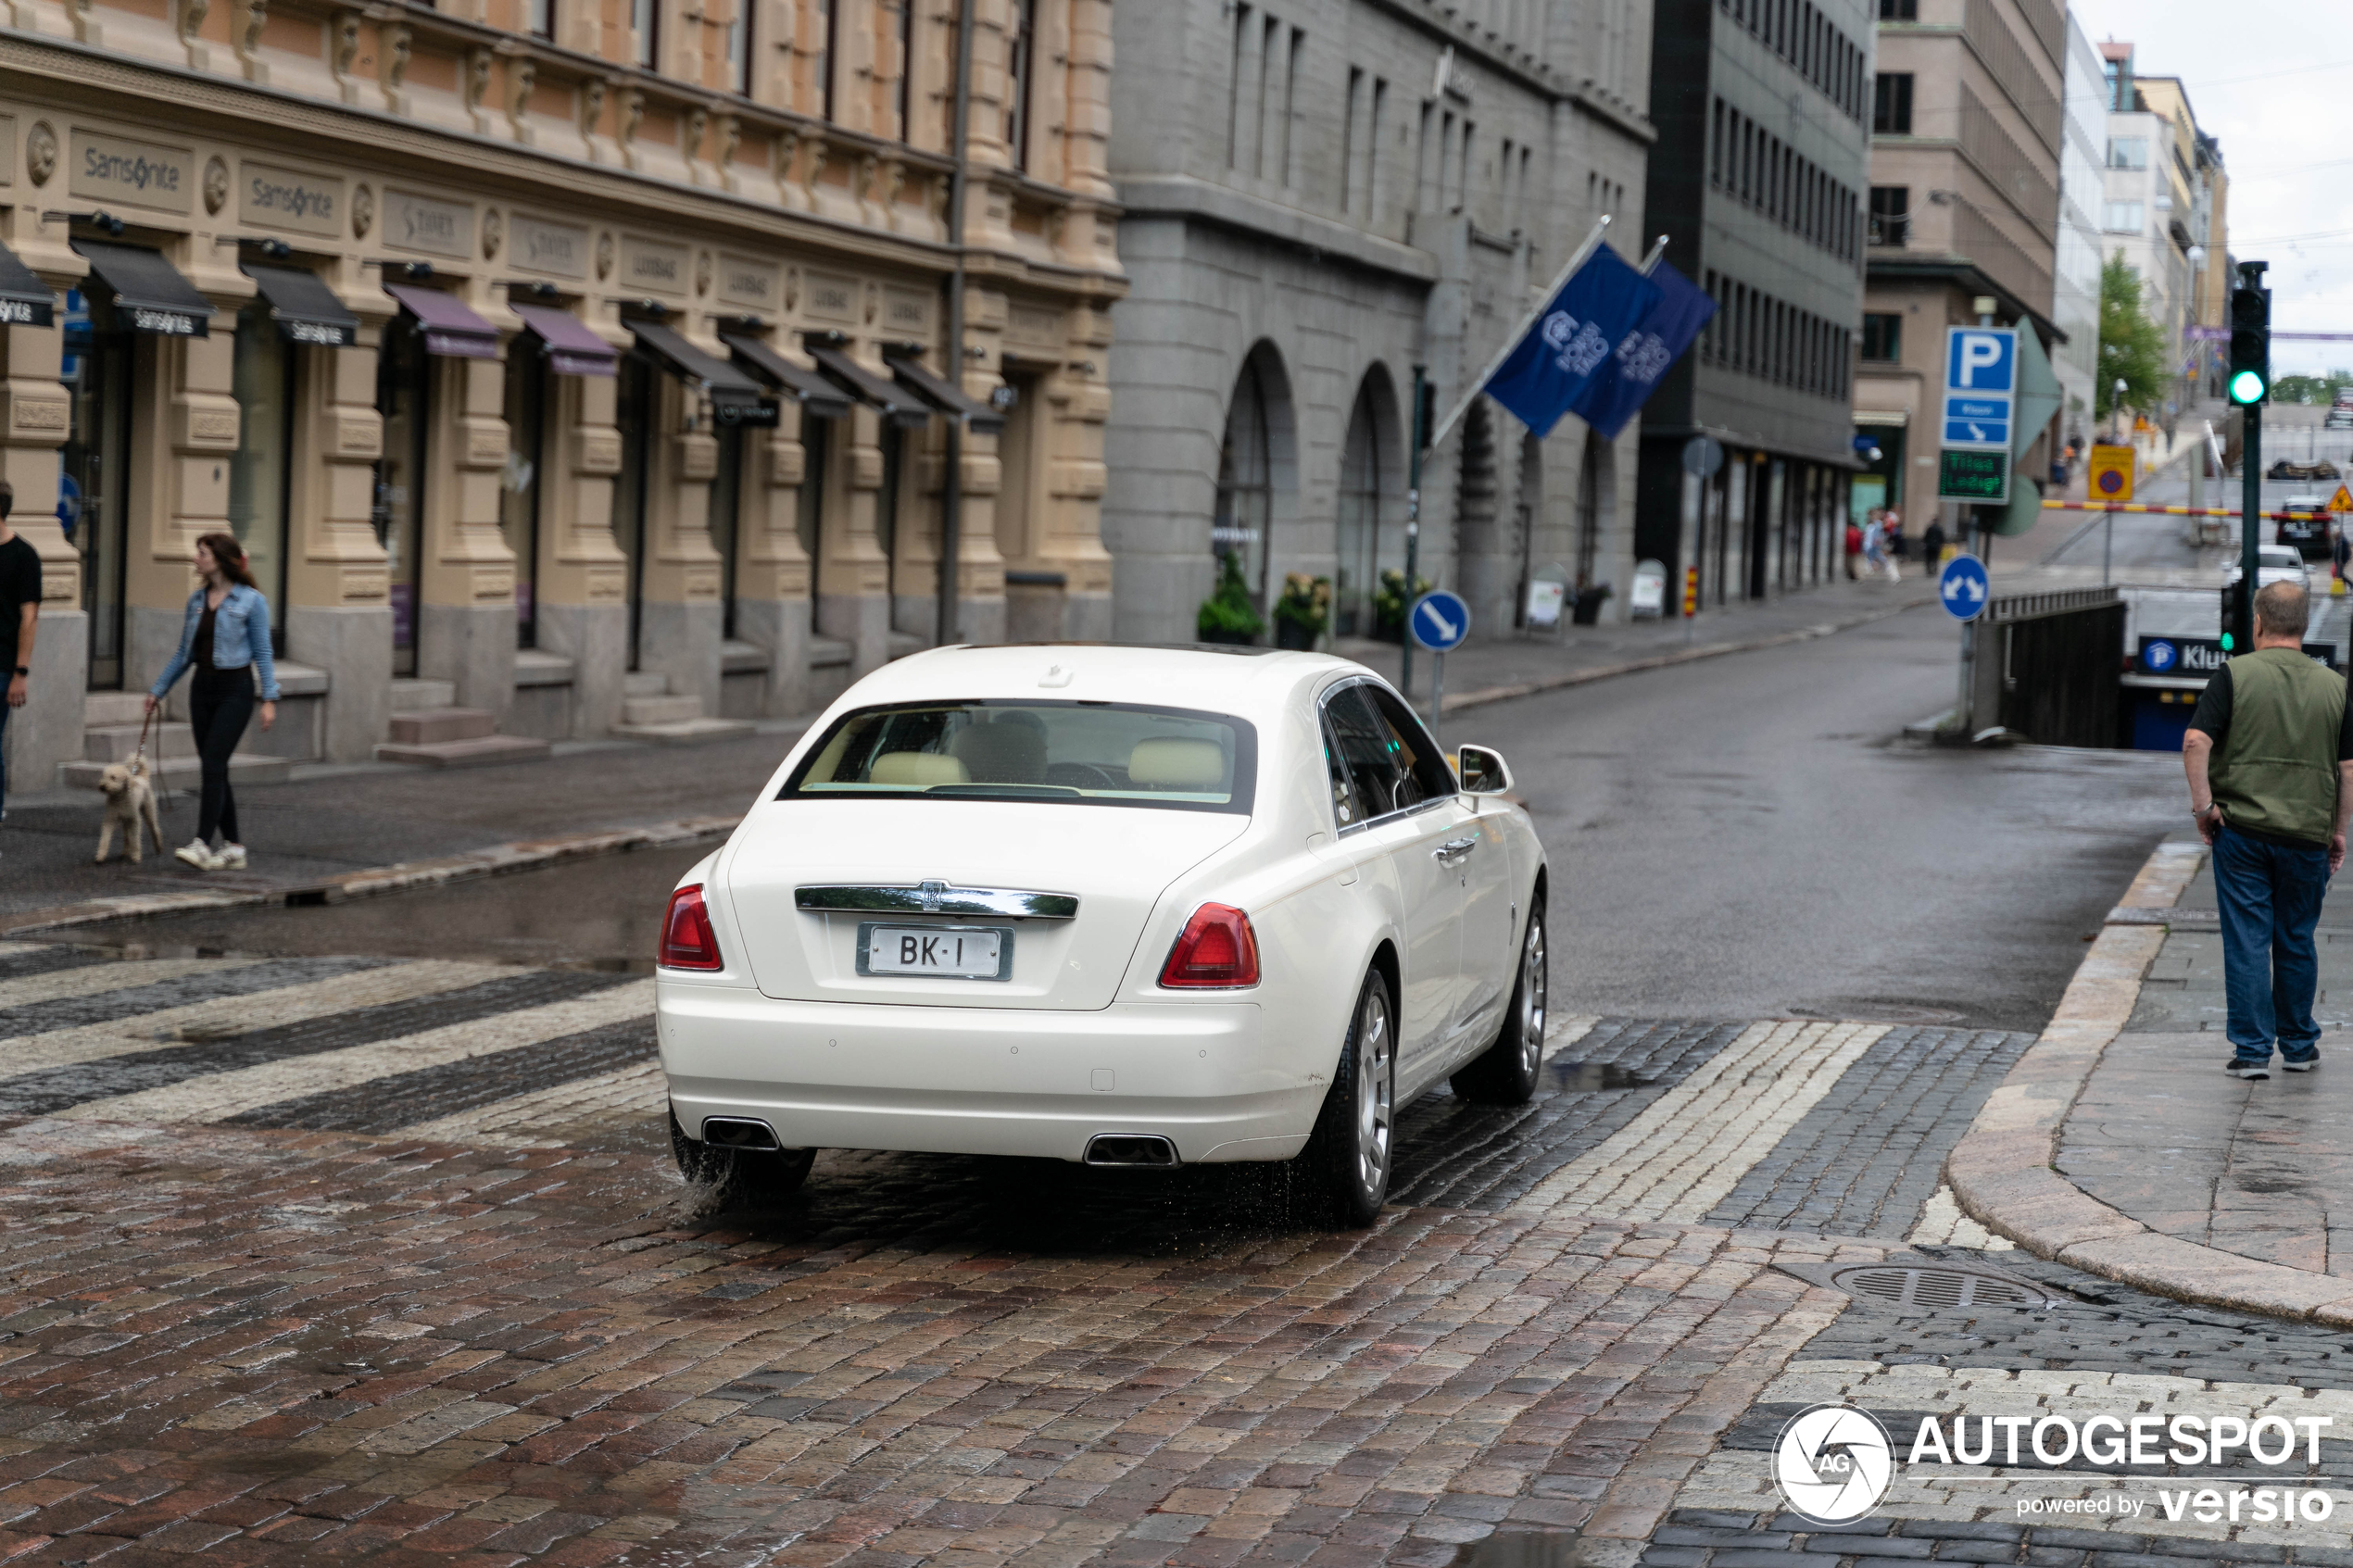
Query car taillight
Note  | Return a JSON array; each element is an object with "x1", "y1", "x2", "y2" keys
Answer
[
  {"x1": 659, "y1": 885, "x2": 724, "y2": 972},
  {"x1": 1159, "y1": 903, "x2": 1260, "y2": 987}
]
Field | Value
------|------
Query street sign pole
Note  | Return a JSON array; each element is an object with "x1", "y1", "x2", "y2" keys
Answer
[
  {"x1": 1408, "y1": 590, "x2": 1472, "y2": 739},
  {"x1": 1403, "y1": 366, "x2": 1428, "y2": 701},
  {"x1": 2234, "y1": 261, "x2": 2270, "y2": 645},
  {"x1": 1431, "y1": 654, "x2": 1445, "y2": 751}
]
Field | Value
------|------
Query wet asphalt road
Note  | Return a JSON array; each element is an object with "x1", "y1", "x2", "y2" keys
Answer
[{"x1": 54, "y1": 603, "x2": 2182, "y2": 1034}]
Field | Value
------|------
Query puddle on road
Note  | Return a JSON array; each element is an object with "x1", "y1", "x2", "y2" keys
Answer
[{"x1": 1542, "y1": 1060, "x2": 1653, "y2": 1093}]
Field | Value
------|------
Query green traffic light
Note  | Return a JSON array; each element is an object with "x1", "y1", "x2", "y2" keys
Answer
[
  {"x1": 2221, "y1": 632, "x2": 2235, "y2": 651},
  {"x1": 2230, "y1": 369, "x2": 2269, "y2": 405}
]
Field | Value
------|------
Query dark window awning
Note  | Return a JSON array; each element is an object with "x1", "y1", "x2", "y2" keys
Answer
[
  {"x1": 628, "y1": 320, "x2": 767, "y2": 423},
  {"x1": 722, "y1": 333, "x2": 852, "y2": 421},
  {"x1": 0, "y1": 242, "x2": 56, "y2": 329},
  {"x1": 243, "y1": 262, "x2": 358, "y2": 347},
  {"x1": 886, "y1": 352, "x2": 1006, "y2": 436},
  {"x1": 805, "y1": 340, "x2": 933, "y2": 429},
  {"x1": 514, "y1": 303, "x2": 616, "y2": 378},
  {"x1": 384, "y1": 282, "x2": 498, "y2": 358},
  {"x1": 72, "y1": 240, "x2": 212, "y2": 337}
]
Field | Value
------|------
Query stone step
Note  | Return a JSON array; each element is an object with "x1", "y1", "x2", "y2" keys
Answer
[
  {"x1": 387, "y1": 679, "x2": 458, "y2": 712},
  {"x1": 62, "y1": 752, "x2": 291, "y2": 791},
  {"x1": 808, "y1": 637, "x2": 853, "y2": 669},
  {"x1": 373, "y1": 734, "x2": 553, "y2": 770},
  {"x1": 610, "y1": 717, "x2": 757, "y2": 747},
  {"x1": 621, "y1": 671, "x2": 671, "y2": 697},
  {"x1": 83, "y1": 691, "x2": 148, "y2": 727},
  {"x1": 386, "y1": 707, "x2": 497, "y2": 746},
  {"x1": 620, "y1": 694, "x2": 702, "y2": 726},
  {"x1": 84, "y1": 722, "x2": 200, "y2": 763}
]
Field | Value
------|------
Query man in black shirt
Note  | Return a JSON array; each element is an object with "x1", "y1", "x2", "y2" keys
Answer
[{"x1": 0, "y1": 481, "x2": 36, "y2": 825}]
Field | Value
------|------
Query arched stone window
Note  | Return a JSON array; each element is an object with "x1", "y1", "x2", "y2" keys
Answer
[{"x1": 1214, "y1": 355, "x2": 1275, "y2": 600}]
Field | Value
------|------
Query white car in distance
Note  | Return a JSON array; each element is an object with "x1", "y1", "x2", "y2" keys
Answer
[{"x1": 654, "y1": 644, "x2": 1550, "y2": 1225}]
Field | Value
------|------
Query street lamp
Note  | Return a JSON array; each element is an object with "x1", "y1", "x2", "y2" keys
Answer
[{"x1": 2112, "y1": 378, "x2": 2128, "y2": 442}]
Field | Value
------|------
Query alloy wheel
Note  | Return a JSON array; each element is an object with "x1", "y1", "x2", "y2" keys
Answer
[
  {"x1": 1517, "y1": 914, "x2": 1547, "y2": 1078},
  {"x1": 1354, "y1": 983, "x2": 1394, "y2": 1199}
]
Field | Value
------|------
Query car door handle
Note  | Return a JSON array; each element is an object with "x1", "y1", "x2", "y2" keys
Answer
[{"x1": 1433, "y1": 836, "x2": 1478, "y2": 863}]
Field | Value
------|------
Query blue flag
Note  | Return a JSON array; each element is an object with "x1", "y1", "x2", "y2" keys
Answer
[
  {"x1": 1578, "y1": 260, "x2": 1718, "y2": 441},
  {"x1": 1481, "y1": 245, "x2": 1662, "y2": 440}
]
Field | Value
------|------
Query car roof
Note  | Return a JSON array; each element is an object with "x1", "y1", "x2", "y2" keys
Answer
[{"x1": 822, "y1": 642, "x2": 1387, "y2": 725}]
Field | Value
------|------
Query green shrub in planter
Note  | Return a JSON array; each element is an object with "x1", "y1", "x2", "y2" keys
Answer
[
  {"x1": 1273, "y1": 573, "x2": 1331, "y2": 649},
  {"x1": 1197, "y1": 552, "x2": 1265, "y2": 645},
  {"x1": 1372, "y1": 568, "x2": 1433, "y2": 644}
]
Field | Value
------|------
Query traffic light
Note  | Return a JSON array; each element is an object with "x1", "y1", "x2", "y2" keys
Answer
[{"x1": 2229, "y1": 284, "x2": 2271, "y2": 405}]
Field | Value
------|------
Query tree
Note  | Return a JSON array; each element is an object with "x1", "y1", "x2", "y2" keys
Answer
[
  {"x1": 2275, "y1": 370, "x2": 2353, "y2": 406},
  {"x1": 2095, "y1": 252, "x2": 2169, "y2": 421}
]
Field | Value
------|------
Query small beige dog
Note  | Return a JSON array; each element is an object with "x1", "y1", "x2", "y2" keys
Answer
[{"x1": 95, "y1": 757, "x2": 163, "y2": 864}]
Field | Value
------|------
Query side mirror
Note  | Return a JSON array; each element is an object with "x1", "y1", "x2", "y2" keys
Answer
[{"x1": 1457, "y1": 745, "x2": 1513, "y2": 794}]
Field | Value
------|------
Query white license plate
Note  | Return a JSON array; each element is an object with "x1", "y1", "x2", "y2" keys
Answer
[{"x1": 860, "y1": 924, "x2": 1009, "y2": 980}]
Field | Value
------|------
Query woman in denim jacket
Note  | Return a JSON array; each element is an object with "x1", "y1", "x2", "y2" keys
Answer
[{"x1": 145, "y1": 533, "x2": 278, "y2": 871}]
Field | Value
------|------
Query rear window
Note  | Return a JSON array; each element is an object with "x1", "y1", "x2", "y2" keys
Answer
[{"x1": 780, "y1": 700, "x2": 1257, "y2": 813}]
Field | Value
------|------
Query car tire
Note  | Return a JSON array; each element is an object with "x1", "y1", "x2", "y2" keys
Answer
[
  {"x1": 1301, "y1": 969, "x2": 1396, "y2": 1227},
  {"x1": 1451, "y1": 901, "x2": 1548, "y2": 1104},
  {"x1": 669, "y1": 1112, "x2": 816, "y2": 1201}
]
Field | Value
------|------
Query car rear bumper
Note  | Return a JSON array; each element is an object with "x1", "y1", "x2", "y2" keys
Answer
[{"x1": 657, "y1": 980, "x2": 1317, "y2": 1163}]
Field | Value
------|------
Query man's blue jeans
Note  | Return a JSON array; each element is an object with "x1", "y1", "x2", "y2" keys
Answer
[{"x1": 2214, "y1": 826, "x2": 2333, "y2": 1064}]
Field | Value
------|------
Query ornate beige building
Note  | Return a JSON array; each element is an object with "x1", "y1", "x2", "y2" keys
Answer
[{"x1": 1, "y1": 0, "x2": 1121, "y2": 785}]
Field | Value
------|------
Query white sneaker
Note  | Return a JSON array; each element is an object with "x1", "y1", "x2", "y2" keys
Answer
[
  {"x1": 215, "y1": 844, "x2": 247, "y2": 871},
  {"x1": 173, "y1": 838, "x2": 220, "y2": 871}
]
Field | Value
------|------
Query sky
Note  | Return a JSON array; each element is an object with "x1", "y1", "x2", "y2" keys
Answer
[{"x1": 2064, "y1": 0, "x2": 2353, "y2": 378}]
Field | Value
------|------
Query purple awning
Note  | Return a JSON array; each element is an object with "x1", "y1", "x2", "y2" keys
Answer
[
  {"x1": 514, "y1": 304, "x2": 617, "y2": 378},
  {"x1": 384, "y1": 283, "x2": 498, "y2": 359}
]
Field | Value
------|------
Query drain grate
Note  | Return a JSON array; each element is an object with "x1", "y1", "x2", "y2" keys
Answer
[
  {"x1": 1832, "y1": 1263, "x2": 2045, "y2": 1311},
  {"x1": 1771, "y1": 1253, "x2": 2073, "y2": 1313}
]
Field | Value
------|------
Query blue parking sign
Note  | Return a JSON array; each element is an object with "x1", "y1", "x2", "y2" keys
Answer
[{"x1": 1943, "y1": 328, "x2": 2017, "y2": 455}]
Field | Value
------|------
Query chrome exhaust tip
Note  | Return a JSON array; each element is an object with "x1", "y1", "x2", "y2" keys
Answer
[
  {"x1": 701, "y1": 1117, "x2": 782, "y2": 1151},
  {"x1": 1085, "y1": 1134, "x2": 1179, "y2": 1168}
]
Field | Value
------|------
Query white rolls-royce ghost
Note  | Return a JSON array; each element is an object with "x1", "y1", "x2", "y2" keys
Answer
[{"x1": 654, "y1": 643, "x2": 1548, "y2": 1224}]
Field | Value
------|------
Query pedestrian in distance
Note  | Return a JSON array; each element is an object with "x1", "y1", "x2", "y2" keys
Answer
[
  {"x1": 2183, "y1": 581, "x2": 2353, "y2": 1079},
  {"x1": 1883, "y1": 510, "x2": 1907, "y2": 580},
  {"x1": 145, "y1": 533, "x2": 277, "y2": 872},
  {"x1": 0, "y1": 482, "x2": 33, "y2": 831},
  {"x1": 1844, "y1": 518, "x2": 1863, "y2": 580},
  {"x1": 1922, "y1": 518, "x2": 1947, "y2": 577}
]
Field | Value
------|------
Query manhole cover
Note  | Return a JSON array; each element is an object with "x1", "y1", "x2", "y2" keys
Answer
[
  {"x1": 1831, "y1": 1264, "x2": 2046, "y2": 1311},
  {"x1": 1772, "y1": 1253, "x2": 2073, "y2": 1312}
]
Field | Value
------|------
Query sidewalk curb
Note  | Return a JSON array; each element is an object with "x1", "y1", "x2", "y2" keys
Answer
[
  {"x1": 0, "y1": 814, "x2": 740, "y2": 938},
  {"x1": 1944, "y1": 838, "x2": 2353, "y2": 1325},
  {"x1": 1437, "y1": 596, "x2": 1937, "y2": 715}
]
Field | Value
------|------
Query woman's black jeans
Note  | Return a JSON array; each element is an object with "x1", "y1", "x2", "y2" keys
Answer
[{"x1": 188, "y1": 665, "x2": 254, "y2": 847}]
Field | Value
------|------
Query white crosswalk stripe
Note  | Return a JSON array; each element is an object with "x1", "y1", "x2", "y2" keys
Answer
[{"x1": 0, "y1": 956, "x2": 264, "y2": 1013}]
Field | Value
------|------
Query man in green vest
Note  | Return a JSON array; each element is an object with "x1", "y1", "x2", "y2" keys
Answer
[{"x1": 2183, "y1": 581, "x2": 2353, "y2": 1079}]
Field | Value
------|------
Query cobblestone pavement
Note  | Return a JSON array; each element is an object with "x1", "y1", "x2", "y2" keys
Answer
[{"x1": 12, "y1": 935, "x2": 2302, "y2": 1565}]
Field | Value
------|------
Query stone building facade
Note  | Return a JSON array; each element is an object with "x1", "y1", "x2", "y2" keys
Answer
[
  {"x1": 1102, "y1": 0, "x2": 1658, "y2": 649},
  {"x1": 1, "y1": 0, "x2": 1123, "y2": 791}
]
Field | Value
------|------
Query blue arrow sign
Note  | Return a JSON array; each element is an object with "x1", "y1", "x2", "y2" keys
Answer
[
  {"x1": 1938, "y1": 553, "x2": 1990, "y2": 622},
  {"x1": 1944, "y1": 419, "x2": 2011, "y2": 445},
  {"x1": 1409, "y1": 590, "x2": 1472, "y2": 653}
]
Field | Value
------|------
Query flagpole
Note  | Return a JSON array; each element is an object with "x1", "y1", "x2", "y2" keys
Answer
[
  {"x1": 1425, "y1": 215, "x2": 1613, "y2": 453},
  {"x1": 1640, "y1": 234, "x2": 1668, "y2": 273}
]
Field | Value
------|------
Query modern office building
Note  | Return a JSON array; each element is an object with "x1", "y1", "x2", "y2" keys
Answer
[
  {"x1": 1852, "y1": 0, "x2": 2066, "y2": 533},
  {"x1": 1, "y1": 0, "x2": 1124, "y2": 794},
  {"x1": 1102, "y1": 0, "x2": 1658, "y2": 645},
  {"x1": 2103, "y1": 46, "x2": 2224, "y2": 434},
  {"x1": 1631, "y1": 0, "x2": 1876, "y2": 608},
  {"x1": 2048, "y1": 13, "x2": 2104, "y2": 453}
]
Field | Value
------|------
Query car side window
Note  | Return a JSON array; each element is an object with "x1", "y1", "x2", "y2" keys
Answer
[
  {"x1": 1321, "y1": 684, "x2": 1407, "y2": 827},
  {"x1": 1359, "y1": 684, "x2": 1457, "y2": 809}
]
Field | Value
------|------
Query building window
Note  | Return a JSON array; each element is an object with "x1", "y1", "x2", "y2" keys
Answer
[
  {"x1": 2102, "y1": 200, "x2": 2145, "y2": 232},
  {"x1": 1860, "y1": 313, "x2": 1902, "y2": 362},
  {"x1": 893, "y1": 0, "x2": 912, "y2": 138},
  {"x1": 1876, "y1": 0, "x2": 1915, "y2": 17},
  {"x1": 529, "y1": 0, "x2": 553, "y2": 38},
  {"x1": 1227, "y1": 4, "x2": 1250, "y2": 169},
  {"x1": 1868, "y1": 185, "x2": 1908, "y2": 245},
  {"x1": 1872, "y1": 73, "x2": 1912, "y2": 134},
  {"x1": 1342, "y1": 68, "x2": 1362, "y2": 213},
  {"x1": 2108, "y1": 137, "x2": 2147, "y2": 169},
  {"x1": 796, "y1": 415, "x2": 829, "y2": 567},
  {"x1": 1006, "y1": 0, "x2": 1037, "y2": 170},
  {"x1": 818, "y1": 0, "x2": 839, "y2": 120},
  {"x1": 727, "y1": 0, "x2": 751, "y2": 95},
  {"x1": 1214, "y1": 358, "x2": 1274, "y2": 604},
  {"x1": 228, "y1": 302, "x2": 295, "y2": 649},
  {"x1": 633, "y1": 0, "x2": 656, "y2": 68}
]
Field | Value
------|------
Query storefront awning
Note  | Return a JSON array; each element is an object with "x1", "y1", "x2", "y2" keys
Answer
[
  {"x1": 243, "y1": 263, "x2": 359, "y2": 348},
  {"x1": 0, "y1": 243, "x2": 56, "y2": 328},
  {"x1": 721, "y1": 334, "x2": 852, "y2": 421},
  {"x1": 384, "y1": 283, "x2": 498, "y2": 358},
  {"x1": 628, "y1": 320, "x2": 768, "y2": 423},
  {"x1": 884, "y1": 352, "x2": 1006, "y2": 436},
  {"x1": 71, "y1": 240, "x2": 213, "y2": 337},
  {"x1": 805, "y1": 339, "x2": 933, "y2": 430},
  {"x1": 514, "y1": 304, "x2": 616, "y2": 378}
]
